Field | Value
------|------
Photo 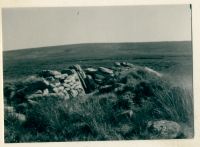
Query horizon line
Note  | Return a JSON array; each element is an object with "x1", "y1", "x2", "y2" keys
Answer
[{"x1": 3, "y1": 40, "x2": 192, "y2": 52}]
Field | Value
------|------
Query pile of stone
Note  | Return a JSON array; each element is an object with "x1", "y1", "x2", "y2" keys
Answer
[
  {"x1": 36, "y1": 66, "x2": 86, "y2": 100},
  {"x1": 84, "y1": 66, "x2": 114, "y2": 86},
  {"x1": 7, "y1": 62, "x2": 163, "y2": 104},
  {"x1": 6, "y1": 61, "x2": 188, "y2": 140}
]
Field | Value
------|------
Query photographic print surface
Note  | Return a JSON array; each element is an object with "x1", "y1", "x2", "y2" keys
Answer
[{"x1": 2, "y1": 5, "x2": 193, "y2": 142}]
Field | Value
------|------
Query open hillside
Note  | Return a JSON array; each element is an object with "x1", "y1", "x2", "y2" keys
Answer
[
  {"x1": 3, "y1": 41, "x2": 192, "y2": 84},
  {"x1": 3, "y1": 41, "x2": 193, "y2": 142}
]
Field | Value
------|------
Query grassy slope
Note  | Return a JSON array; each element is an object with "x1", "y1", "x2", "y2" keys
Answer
[
  {"x1": 3, "y1": 41, "x2": 192, "y2": 82},
  {"x1": 3, "y1": 41, "x2": 194, "y2": 142},
  {"x1": 4, "y1": 67, "x2": 194, "y2": 142}
]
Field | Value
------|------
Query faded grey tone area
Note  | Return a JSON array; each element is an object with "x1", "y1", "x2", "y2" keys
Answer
[{"x1": 2, "y1": 5, "x2": 191, "y2": 51}]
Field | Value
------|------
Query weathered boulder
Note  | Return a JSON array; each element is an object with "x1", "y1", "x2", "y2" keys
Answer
[
  {"x1": 147, "y1": 120, "x2": 182, "y2": 139},
  {"x1": 54, "y1": 74, "x2": 64, "y2": 79},
  {"x1": 43, "y1": 89, "x2": 49, "y2": 95},
  {"x1": 114, "y1": 62, "x2": 121, "y2": 67},
  {"x1": 15, "y1": 113, "x2": 26, "y2": 124},
  {"x1": 121, "y1": 62, "x2": 134, "y2": 67},
  {"x1": 70, "y1": 64, "x2": 87, "y2": 79},
  {"x1": 35, "y1": 90, "x2": 43, "y2": 94},
  {"x1": 63, "y1": 83, "x2": 70, "y2": 88},
  {"x1": 55, "y1": 82, "x2": 61, "y2": 87},
  {"x1": 85, "y1": 68, "x2": 98, "y2": 74},
  {"x1": 58, "y1": 86, "x2": 65, "y2": 91},
  {"x1": 94, "y1": 74, "x2": 105, "y2": 80},
  {"x1": 53, "y1": 87, "x2": 59, "y2": 93},
  {"x1": 64, "y1": 75, "x2": 76, "y2": 83},
  {"x1": 69, "y1": 89, "x2": 78, "y2": 97},
  {"x1": 99, "y1": 85, "x2": 113, "y2": 93},
  {"x1": 98, "y1": 67, "x2": 113, "y2": 75}
]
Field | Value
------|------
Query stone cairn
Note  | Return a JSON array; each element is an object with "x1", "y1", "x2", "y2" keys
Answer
[
  {"x1": 6, "y1": 62, "x2": 186, "y2": 140},
  {"x1": 19, "y1": 61, "x2": 162, "y2": 101},
  {"x1": 5, "y1": 62, "x2": 164, "y2": 121},
  {"x1": 32, "y1": 63, "x2": 118, "y2": 100}
]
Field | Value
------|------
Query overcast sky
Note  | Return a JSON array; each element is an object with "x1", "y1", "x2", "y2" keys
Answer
[{"x1": 2, "y1": 5, "x2": 191, "y2": 51}]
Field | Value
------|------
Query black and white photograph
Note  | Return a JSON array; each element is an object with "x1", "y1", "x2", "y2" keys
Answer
[{"x1": 2, "y1": 4, "x2": 193, "y2": 143}]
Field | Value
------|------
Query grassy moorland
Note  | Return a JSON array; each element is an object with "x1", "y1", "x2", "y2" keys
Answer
[
  {"x1": 3, "y1": 41, "x2": 193, "y2": 142},
  {"x1": 3, "y1": 41, "x2": 192, "y2": 82}
]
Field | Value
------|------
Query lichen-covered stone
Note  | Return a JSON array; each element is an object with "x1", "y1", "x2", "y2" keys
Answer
[
  {"x1": 98, "y1": 67, "x2": 113, "y2": 75},
  {"x1": 147, "y1": 120, "x2": 182, "y2": 139}
]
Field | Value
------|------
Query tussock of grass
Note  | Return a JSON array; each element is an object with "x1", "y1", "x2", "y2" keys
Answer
[{"x1": 4, "y1": 68, "x2": 193, "y2": 142}]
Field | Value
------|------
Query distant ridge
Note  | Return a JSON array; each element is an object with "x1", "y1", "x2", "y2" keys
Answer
[{"x1": 4, "y1": 41, "x2": 192, "y2": 52}]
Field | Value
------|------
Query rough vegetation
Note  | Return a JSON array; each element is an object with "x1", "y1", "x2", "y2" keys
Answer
[{"x1": 4, "y1": 62, "x2": 193, "y2": 142}]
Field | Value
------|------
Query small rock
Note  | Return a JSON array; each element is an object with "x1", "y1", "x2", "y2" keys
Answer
[
  {"x1": 77, "y1": 88, "x2": 84, "y2": 94},
  {"x1": 58, "y1": 86, "x2": 64, "y2": 91},
  {"x1": 121, "y1": 62, "x2": 134, "y2": 67},
  {"x1": 64, "y1": 76, "x2": 76, "y2": 83},
  {"x1": 34, "y1": 90, "x2": 43, "y2": 94},
  {"x1": 65, "y1": 87, "x2": 71, "y2": 91},
  {"x1": 53, "y1": 87, "x2": 59, "y2": 93},
  {"x1": 114, "y1": 62, "x2": 121, "y2": 67},
  {"x1": 43, "y1": 89, "x2": 49, "y2": 95},
  {"x1": 94, "y1": 74, "x2": 105, "y2": 80},
  {"x1": 147, "y1": 120, "x2": 182, "y2": 139},
  {"x1": 74, "y1": 85, "x2": 82, "y2": 90},
  {"x1": 62, "y1": 74, "x2": 68, "y2": 78},
  {"x1": 63, "y1": 83, "x2": 70, "y2": 88},
  {"x1": 121, "y1": 62, "x2": 127, "y2": 67},
  {"x1": 85, "y1": 68, "x2": 98, "y2": 74},
  {"x1": 99, "y1": 85, "x2": 113, "y2": 93},
  {"x1": 55, "y1": 82, "x2": 61, "y2": 87},
  {"x1": 98, "y1": 67, "x2": 113, "y2": 75},
  {"x1": 54, "y1": 74, "x2": 63, "y2": 79},
  {"x1": 69, "y1": 82, "x2": 74, "y2": 86},
  {"x1": 14, "y1": 113, "x2": 26, "y2": 124},
  {"x1": 94, "y1": 79, "x2": 103, "y2": 84},
  {"x1": 49, "y1": 83, "x2": 56, "y2": 88},
  {"x1": 126, "y1": 62, "x2": 134, "y2": 67},
  {"x1": 71, "y1": 84, "x2": 76, "y2": 89},
  {"x1": 69, "y1": 90, "x2": 78, "y2": 97},
  {"x1": 42, "y1": 79, "x2": 50, "y2": 86}
]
